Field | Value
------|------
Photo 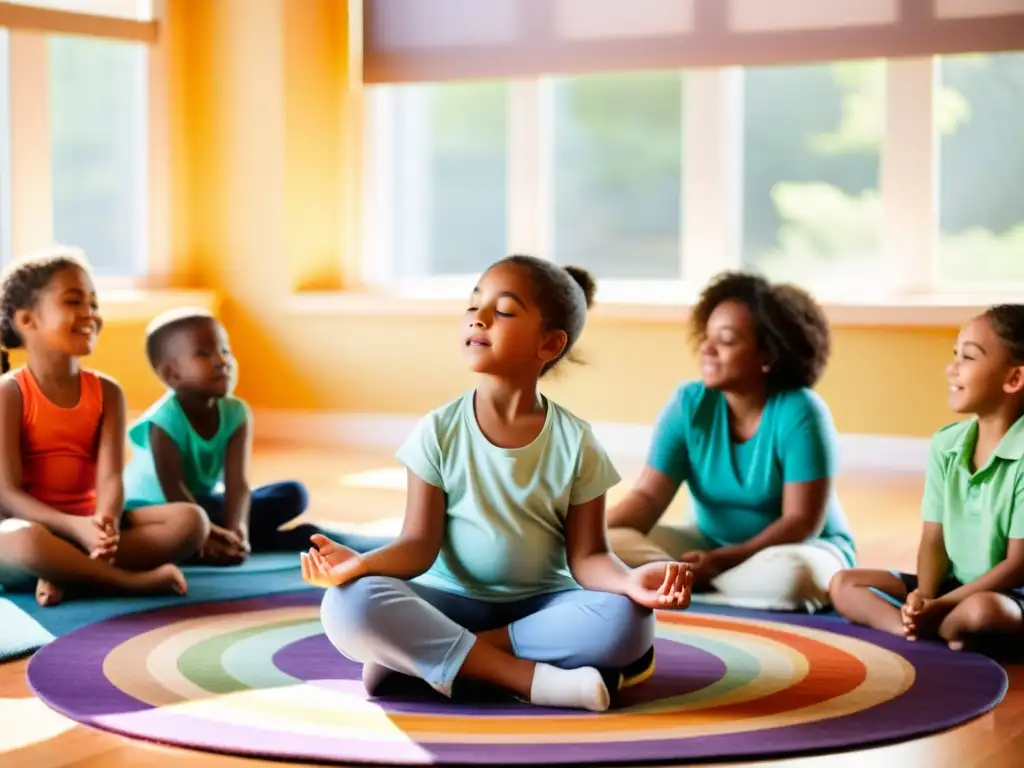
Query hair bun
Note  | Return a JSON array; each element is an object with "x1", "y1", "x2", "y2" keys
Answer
[{"x1": 564, "y1": 266, "x2": 596, "y2": 309}]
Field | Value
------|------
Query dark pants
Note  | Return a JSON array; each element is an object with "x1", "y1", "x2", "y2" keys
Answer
[{"x1": 198, "y1": 481, "x2": 393, "y2": 554}]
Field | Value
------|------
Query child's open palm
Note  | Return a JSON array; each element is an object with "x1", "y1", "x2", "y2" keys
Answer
[
  {"x1": 300, "y1": 533, "x2": 366, "y2": 588},
  {"x1": 627, "y1": 561, "x2": 694, "y2": 609}
]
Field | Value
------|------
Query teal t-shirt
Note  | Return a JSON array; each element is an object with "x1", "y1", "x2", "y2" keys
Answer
[
  {"x1": 397, "y1": 390, "x2": 621, "y2": 601},
  {"x1": 123, "y1": 392, "x2": 250, "y2": 509},
  {"x1": 921, "y1": 416, "x2": 1024, "y2": 585},
  {"x1": 647, "y1": 381, "x2": 856, "y2": 566}
]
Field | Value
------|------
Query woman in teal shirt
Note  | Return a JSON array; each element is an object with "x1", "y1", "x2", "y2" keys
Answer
[{"x1": 608, "y1": 272, "x2": 856, "y2": 612}]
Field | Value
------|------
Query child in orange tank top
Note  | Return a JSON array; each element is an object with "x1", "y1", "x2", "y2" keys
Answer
[{"x1": 0, "y1": 248, "x2": 209, "y2": 606}]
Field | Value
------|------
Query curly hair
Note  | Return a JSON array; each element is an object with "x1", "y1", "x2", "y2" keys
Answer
[
  {"x1": 689, "y1": 271, "x2": 831, "y2": 391},
  {"x1": 493, "y1": 255, "x2": 596, "y2": 376},
  {"x1": 984, "y1": 304, "x2": 1024, "y2": 362},
  {"x1": 0, "y1": 247, "x2": 92, "y2": 373}
]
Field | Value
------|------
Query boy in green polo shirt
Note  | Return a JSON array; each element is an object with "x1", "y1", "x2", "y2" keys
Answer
[{"x1": 830, "y1": 305, "x2": 1024, "y2": 653}]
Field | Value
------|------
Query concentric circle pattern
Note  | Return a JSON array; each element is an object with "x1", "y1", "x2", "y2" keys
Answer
[{"x1": 27, "y1": 590, "x2": 1008, "y2": 765}]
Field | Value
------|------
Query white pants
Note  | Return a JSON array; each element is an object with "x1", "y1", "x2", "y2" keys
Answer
[{"x1": 608, "y1": 525, "x2": 846, "y2": 613}]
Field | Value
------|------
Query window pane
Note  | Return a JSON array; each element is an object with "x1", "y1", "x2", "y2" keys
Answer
[
  {"x1": 937, "y1": 52, "x2": 1024, "y2": 282},
  {"x1": 50, "y1": 36, "x2": 147, "y2": 277},
  {"x1": 0, "y1": 31, "x2": 10, "y2": 265},
  {"x1": 742, "y1": 61, "x2": 884, "y2": 290},
  {"x1": 388, "y1": 81, "x2": 507, "y2": 278},
  {"x1": 553, "y1": 71, "x2": 683, "y2": 280},
  {"x1": 8, "y1": 0, "x2": 152, "y2": 20}
]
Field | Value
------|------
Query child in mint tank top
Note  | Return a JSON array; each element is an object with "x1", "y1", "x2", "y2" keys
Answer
[
  {"x1": 831, "y1": 305, "x2": 1024, "y2": 654},
  {"x1": 300, "y1": 255, "x2": 693, "y2": 714},
  {"x1": 123, "y1": 308, "x2": 326, "y2": 564},
  {"x1": 0, "y1": 249, "x2": 201, "y2": 607}
]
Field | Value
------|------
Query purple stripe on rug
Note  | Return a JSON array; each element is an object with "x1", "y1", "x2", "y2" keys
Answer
[{"x1": 271, "y1": 633, "x2": 729, "y2": 716}]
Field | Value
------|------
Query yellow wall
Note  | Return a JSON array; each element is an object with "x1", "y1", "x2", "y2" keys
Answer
[{"x1": 154, "y1": 0, "x2": 960, "y2": 438}]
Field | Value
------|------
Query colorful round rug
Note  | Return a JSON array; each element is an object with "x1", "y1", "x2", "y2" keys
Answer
[{"x1": 27, "y1": 590, "x2": 1007, "y2": 765}]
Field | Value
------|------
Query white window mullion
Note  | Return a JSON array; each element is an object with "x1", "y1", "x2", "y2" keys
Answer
[
  {"x1": 507, "y1": 78, "x2": 552, "y2": 259},
  {"x1": 681, "y1": 67, "x2": 743, "y2": 287},
  {"x1": 882, "y1": 57, "x2": 936, "y2": 295},
  {"x1": 9, "y1": 30, "x2": 52, "y2": 258}
]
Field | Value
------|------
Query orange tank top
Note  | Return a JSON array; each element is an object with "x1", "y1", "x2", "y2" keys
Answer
[{"x1": 15, "y1": 367, "x2": 103, "y2": 517}]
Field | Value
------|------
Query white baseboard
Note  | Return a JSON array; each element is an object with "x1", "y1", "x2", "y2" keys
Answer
[{"x1": 254, "y1": 410, "x2": 929, "y2": 475}]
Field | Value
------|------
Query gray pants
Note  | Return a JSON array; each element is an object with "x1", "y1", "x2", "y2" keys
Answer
[{"x1": 320, "y1": 575, "x2": 655, "y2": 697}]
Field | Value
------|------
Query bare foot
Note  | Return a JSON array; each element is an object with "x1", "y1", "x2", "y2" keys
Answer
[
  {"x1": 129, "y1": 564, "x2": 188, "y2": 596},
  {"x1": 35, "y1": 578, "x2": 64, "y2": 607}
]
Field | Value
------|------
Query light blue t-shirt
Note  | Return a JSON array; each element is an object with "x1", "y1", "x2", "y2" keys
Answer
[
  {"x1": 397, "y1": 390, "x2": 621, "y2": 601},
  {"x1": 647, "y1": 381, "x2": 856, "y2": 566},
  {"x1": 123, "y1": 392, "x2": 250, "y2": 509}
]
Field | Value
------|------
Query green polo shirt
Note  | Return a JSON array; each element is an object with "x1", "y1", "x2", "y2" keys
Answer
[{"x1": 922, "y1": 415, "x2": 1024, "y2": 585}]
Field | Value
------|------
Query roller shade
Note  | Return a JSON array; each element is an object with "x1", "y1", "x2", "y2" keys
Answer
[{"x1": 362, "y1": 0, "x2": 1024, "y2": 83}]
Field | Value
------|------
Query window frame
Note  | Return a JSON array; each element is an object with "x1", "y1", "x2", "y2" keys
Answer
[
  {"x1": 2, "y1": 0, "x2": 166, "y2": 286},
  {"x1": 360, "y1": 54, "x2": 1024, "y2": 316}
]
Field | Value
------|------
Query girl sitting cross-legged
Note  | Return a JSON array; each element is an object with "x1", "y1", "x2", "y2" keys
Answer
[
  {"x1": 0, "y1": 249, "x2": 206, "y2": 606},
  {"x1": 300, "y1": 255, "x2": 693, "y2": 713}
]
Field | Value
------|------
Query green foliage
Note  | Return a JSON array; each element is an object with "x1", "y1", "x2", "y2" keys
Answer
[
  {"x1": 432, "y1": 80, "x2": 506, "y2": 153},
  {"x1": 810, "y1": 60, "x2": 970, "y2": 157},
  {"x1": 411, "y1": 52, "x2": 1024, "y2": 286},
  {"x1": 758, "y1": 53, "x2": 1024, "y2": 285},
  {"x1": 765, "y1": 182, "x2": 881, "y2": 264},
  {"x1": 427, "y1": 81, "x2": 508, "y2": 274},
  {"x1": 809, "y1": 60, "x2": 886, "y2": 156},
  {"x1": 938, "y1": 225, "x2": 1024, "y2": 281},
  {"x1": 553, "y1": 71, "x2": 682, "y2": 278}
]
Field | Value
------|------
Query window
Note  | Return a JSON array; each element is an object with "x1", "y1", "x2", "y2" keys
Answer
[
  {"x1": 380, "y1": 81, "x2": 507, "y2": 281},
  {"x1": 369, "y1": 72, "x2": 685, "y2": 287},
  {"x1": 367, "y1": 53, "x2": 1024, "y2": 304},
  {"x1": 50, "y1": 36, "x2": 147, "y2": 276},
  {"x1": 936, "y1": 51, "x2": 1024, "y2": 284},
  {"x1": 0, "y1": 31, "x2": 10, "y2": 267},
  {"x1": 741, "y1": 61, "x2": 884, "y2": 291},
  {"x1": 1, "y1": 2, "x2": 155, "y2": 278},
  {"x1": 6, "y1": 0, "x2": 153, "y2": 20},
  {"x1": 552, "y1": 71, "x2": 683, "y2": 280}
]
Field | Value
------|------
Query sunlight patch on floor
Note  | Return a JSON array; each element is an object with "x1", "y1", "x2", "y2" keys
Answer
[
  {"x1": 0, "y1": 696, "x2": 77, "y2": 753},
  {"x1": 337, "y1": 467, "x2": 405, "y2": 490},
  {"x1": 305, "y1": 515, "x2": 403, "y2": 536}
]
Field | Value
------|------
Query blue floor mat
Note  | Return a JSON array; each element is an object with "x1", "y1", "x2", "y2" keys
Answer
[{"x1": 0, "y1": 553, "x2": 312, "y2": 662}]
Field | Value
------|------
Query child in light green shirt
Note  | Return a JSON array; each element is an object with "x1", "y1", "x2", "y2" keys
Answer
[
  {"x1": 298, "y1": 256, "x2": 694, "y2": 712},
  {"x1": 830, "y1": 305, "x2": 1024, "y2": 653}
]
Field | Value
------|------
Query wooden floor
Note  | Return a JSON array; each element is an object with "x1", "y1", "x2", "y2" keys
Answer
[{"x1": 2, "y1": 444, "x2": 1023, "y2": 768}]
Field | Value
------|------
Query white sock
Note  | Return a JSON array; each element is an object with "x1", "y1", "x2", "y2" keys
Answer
[{"x1": 529, "y1": 663, "x2": 610, "y2": 712}]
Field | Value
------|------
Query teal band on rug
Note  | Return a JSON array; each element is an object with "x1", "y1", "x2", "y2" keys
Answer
[
  {"x1": 0, "y1": 553, "x2": 310, "y2": 661},
  {"x1": 0, "y1": 598, "x2": 55, "y2": 660}
]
